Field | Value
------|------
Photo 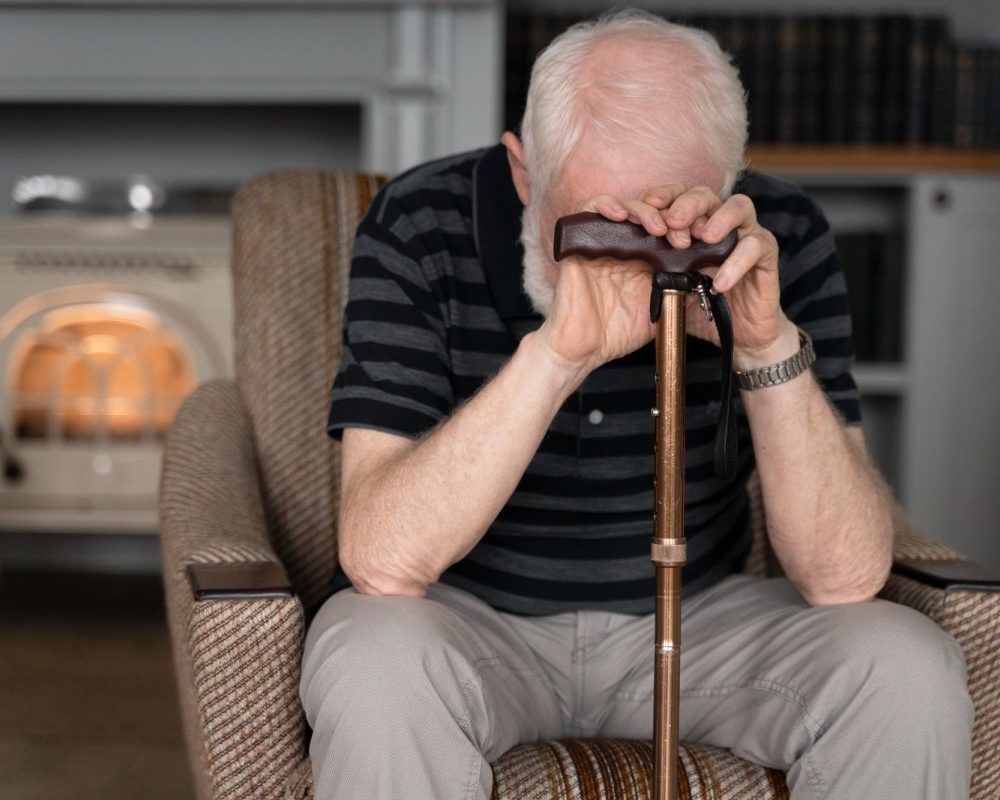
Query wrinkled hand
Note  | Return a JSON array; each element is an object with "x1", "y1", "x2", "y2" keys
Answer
[
  {"x1": 638, "y1": 184, "x2": 789, "y2": 360},
  {"x1": 538, "y1": 184, "x2": 794, "y2": 379},
  {"x1": 538, "y1": 237, "x2": 657, "y2": 377}
]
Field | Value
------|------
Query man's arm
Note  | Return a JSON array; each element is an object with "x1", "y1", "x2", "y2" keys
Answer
[
  {"x1": 735, "y1": 320, "x2": 893, "y2": 605},
  {"x1": 648, "y1": 185, "x2": 894, "y2": 605},
  {"x1": 339, "y1": 330, "x2": 589, "y2": 597},
  {"x1": 338, "y1": 179, "x2": 662, "y2": 597},
  {"x1": 339, "y1": 216, "x2": 663, "y2": 594},
  {"x1": 338, "y1": 229, "x2": 663, "y2": 594}
]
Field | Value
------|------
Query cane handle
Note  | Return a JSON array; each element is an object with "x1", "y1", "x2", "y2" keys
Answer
[{"x1": 554, "y1": 211, "x2": 738, "y2": 273}]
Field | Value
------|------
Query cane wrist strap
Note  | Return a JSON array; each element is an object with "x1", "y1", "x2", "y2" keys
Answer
[{"x1": 650, "y1": 273, "x2": 738, "y2": 482}]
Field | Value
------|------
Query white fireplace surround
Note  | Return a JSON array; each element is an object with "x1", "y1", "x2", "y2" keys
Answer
[
  {"x1": 0, "y1": 1, "x2": 501, "y2": 561},
  {"x1": 0, "y1": 0, "x2": 503, "y2": 178}
]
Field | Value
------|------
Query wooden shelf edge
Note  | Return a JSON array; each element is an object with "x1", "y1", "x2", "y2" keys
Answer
[{"x1": 746, "y1": 146, "x2": 1000, "y2": 172}]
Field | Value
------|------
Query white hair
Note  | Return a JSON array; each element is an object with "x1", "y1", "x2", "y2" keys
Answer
[
  {"x1": 520, "y1": 9, "x2": 748, "y2": 200},
  {"x1": 519, "y1": 201, "x2": 554, "y2": 315}
]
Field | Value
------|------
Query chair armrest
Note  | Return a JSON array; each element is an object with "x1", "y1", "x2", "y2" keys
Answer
[
  {"x1": 187, "y1": 561, "x2": 293, "y2": 601},
  {"x1": 160, "y1": 379, "x2": 307, "y2": 800},
  {"x1": 184, "y1": 593, "x2": 307, "y2": 800},
  {"x1": 892, "y1": 557, "x2": 1000, "y2": 592},
  {"x1": 160, "y1": 378, "x2": 276, "y2": 569},
  {"x1": 881, "y1": 504, "x2": 999, "y2": 800}
]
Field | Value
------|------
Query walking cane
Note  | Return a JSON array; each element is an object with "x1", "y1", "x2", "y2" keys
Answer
[{"x1": 554, "y1": 213, "x2": 739, "y2": 800}]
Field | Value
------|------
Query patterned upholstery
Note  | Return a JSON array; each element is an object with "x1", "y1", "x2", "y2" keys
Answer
[
  {"x1": 491, "y1": 740, "x2": 789, "y2": 800},
  {"x1": 159, "y1": 170, "x2": 999, "y2": 800}
]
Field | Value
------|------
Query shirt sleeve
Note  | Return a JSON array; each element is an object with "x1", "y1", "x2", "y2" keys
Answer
[
  {"x1": 771, "y1": 193, "x2": 862, "y2": 425},
  {"x1": 326, "y1": 194, "x2": 454, "y2": 441}
]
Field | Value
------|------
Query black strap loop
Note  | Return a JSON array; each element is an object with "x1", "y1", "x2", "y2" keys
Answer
[{"x1": 650, "y1": 273, "x2": 738, "y2": 483}]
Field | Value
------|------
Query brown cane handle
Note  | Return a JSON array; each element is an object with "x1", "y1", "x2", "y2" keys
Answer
[{"x1": 554, "y1": 211, "x2": 738, "y2": 273}]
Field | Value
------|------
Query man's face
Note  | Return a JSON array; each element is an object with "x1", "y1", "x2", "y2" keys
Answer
[{"x1": 520, "y1": 131, "x2": 725, "y2": 316}]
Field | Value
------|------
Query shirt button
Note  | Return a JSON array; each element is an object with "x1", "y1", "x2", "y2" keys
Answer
[{"x1": 587, "y1": 409, "x2": 604, "y2": 425}]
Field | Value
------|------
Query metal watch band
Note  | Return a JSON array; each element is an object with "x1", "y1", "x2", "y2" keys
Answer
[{"x1": 735, "y1": 328, "x2": 817, "y2": 390}]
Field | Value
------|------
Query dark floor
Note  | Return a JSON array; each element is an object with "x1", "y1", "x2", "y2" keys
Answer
[{"x1": 0, "y1": 568, "x2": 195, "y2": 800}]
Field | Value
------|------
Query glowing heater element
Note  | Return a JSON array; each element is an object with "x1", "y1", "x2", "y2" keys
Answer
[{"x1": 10, "y1": 303, "x2": 194, "y2": 441}]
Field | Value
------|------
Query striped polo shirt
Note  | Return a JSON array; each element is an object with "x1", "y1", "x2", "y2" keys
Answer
[{"x1": 326, "y1": 143, "x2": 860, "y2": 615}]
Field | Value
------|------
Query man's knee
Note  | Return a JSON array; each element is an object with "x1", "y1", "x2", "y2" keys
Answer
[
  {"x1": 301, "y1": 590, "x2": 500, "y2": 799},
  {"x1": 818, "y1": 599, "x2": 972, "y2": 736},
  {"x1": 301, "y1": 589, "x2": 482, "y2": 729}
]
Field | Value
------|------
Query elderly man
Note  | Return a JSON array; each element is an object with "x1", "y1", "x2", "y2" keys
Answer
[{"x1": 300, "y1": 10, "x2": 972, "y2": 800}]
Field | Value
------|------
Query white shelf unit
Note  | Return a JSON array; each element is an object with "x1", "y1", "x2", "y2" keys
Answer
[{"x1": 774, "y1": 168, "x2": 1000, "y2": 569}]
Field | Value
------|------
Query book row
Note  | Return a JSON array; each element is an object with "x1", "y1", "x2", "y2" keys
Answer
[{"x1": 505, "y1": 13, "x2": 1000, "y2": 149}]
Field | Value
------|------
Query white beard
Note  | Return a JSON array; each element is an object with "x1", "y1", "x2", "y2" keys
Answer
[{"x1": 519, "y1": 202, "x2": 556, "y2": 317}]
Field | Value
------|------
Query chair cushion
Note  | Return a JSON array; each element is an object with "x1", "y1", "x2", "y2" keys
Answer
[
  {"x1": 282, "y1": 740, "x2": 789, "y2": 799},
  {"x1": 491, "y1": 739, "x2": 789, "y2": 799}
]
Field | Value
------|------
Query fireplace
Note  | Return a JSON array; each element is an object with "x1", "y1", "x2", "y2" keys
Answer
[
  {"x1": 0, "y1": 0, "x2": 501, "y2": 542},
  {"x1": 0, "y1": 215, "x2": 232, "y2": 533}
]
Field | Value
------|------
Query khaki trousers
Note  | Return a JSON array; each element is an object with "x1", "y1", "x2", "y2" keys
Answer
[{"x1": 300, "y1": 574, "x2": 973, "y2": 799}]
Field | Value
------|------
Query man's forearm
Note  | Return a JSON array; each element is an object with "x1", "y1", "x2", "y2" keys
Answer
[
  {"x1": 339, "y1": 330, "x2": 586, "y2": 596},
  {"x1": 738, "y1": 323, "x2": 894, "y2": 605}
]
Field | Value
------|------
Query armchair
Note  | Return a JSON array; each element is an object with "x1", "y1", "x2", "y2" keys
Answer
[{"x1": 159, "y1": 170, "x2": 999, "y2": 799}]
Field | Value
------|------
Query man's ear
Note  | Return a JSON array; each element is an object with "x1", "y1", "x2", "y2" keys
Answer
[{"x1": 501, "y1": 131, "x2": 531, "y2": 206}]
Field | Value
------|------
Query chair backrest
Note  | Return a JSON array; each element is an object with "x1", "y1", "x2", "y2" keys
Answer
[{"x1": 230, "y1": 171, "x2": 384, "y2": 614}]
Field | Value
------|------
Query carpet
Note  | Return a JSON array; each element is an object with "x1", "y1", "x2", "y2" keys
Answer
[{"x1": 0, "y1": 567, "x2": 195, "y2": 800}]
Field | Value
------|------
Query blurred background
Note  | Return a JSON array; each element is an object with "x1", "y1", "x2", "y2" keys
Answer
[{"x1": 0, "y1": 1, "x2": 997, "y2": 798}]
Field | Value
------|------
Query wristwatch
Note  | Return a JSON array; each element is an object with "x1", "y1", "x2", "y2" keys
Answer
[{"x1": 735, "y1": 328, "x2": 817, "y2": 390}]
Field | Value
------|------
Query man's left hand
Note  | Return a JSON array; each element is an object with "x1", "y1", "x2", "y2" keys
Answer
[{"x1": 641, "y1": 184, "x2": 796, "y2": 364}]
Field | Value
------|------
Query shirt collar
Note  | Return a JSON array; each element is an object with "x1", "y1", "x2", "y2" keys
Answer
[{"x1": 472, "y1": 143, "x2": 540, "y2": 324}]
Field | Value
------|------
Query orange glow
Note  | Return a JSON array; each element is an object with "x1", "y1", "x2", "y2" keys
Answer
[{"x1": 11, "y1": 303, "x2": 194, "y2": 440}]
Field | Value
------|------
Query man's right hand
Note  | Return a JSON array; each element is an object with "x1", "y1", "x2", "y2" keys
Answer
[
  {"x1": 536, "y1": 193, "x2": 672, "y2": 380},
  {"x1": 538, "y1": 248, "x2": 657, "y2": 379}
]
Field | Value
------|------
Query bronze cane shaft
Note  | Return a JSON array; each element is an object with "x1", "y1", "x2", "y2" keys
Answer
[
  {"x1": 654, "y1": 291, "x2": 686, "y2": 543},
  {"x1": 654, "y1": 568, "x2": 682, "y2": 800},
  {"x1": 551, "y1": 214, "x2": 736, "y2": 800},
  {"x1": 652, "y1": 290, "x2": 686, "y2": 800}
]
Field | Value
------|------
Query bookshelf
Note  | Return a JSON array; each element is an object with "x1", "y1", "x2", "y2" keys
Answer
[
  {"x1": 751, "y1": 153, "x2": 1000, "y2": 569},
  {"x1": 505, "y1": 13, "x2": 1000, "y2": 151}
]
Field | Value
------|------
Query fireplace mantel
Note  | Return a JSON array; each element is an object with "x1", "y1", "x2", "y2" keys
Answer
[{"x1": 0, "y1": 0, "x2": 502, "y2": 175}]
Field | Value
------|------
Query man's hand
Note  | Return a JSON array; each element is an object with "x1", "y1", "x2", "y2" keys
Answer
[
  {"x1": 641, "y1": 184, "x2": 792, "y2": 364},
  {"x1": 552, "y1": 184, "x2": 795, "y2": 372},
  {"x1": 538, "y1": 222, "x2": 658, "y2": 378}
]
